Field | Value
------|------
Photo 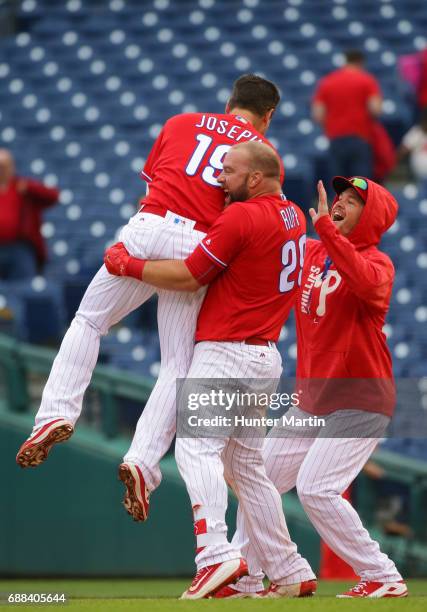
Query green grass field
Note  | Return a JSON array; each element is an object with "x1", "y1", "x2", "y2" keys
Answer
[{"x1": 0, "y1": 580, "x2": 426, "y2": 611}]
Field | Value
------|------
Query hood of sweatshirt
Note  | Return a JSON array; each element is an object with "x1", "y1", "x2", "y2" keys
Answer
[{"x1": 331, "y1": 176, "x2": 398, "y2": 249}]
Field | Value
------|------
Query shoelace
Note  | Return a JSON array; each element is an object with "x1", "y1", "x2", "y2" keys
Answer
[{"x1": 351, "y1": 581, "x2": 368, "y2": 594}]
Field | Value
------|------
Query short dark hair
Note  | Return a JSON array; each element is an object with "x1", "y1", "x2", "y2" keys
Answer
[
  {"x1": 228, "y1": 74, "x2": 280, "y2": 117},
  {"x1": 345, "y1": 49, "x2": 365, "y2": 65}
]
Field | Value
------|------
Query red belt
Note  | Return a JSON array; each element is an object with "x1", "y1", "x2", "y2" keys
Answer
[
  {"x1": 141, "y1": 204, "x2": 209, "y2": 233},
  {"x1": 244, "y1": 337, "x2": 273, "y2": 346}
]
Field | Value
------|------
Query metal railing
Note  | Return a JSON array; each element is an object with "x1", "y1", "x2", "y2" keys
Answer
[{"x1": 0, "y1": 332, "x2": 154, "y2": 437}]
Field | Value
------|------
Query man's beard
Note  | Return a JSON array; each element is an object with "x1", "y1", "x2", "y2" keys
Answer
[{"x1": 229, "y1": 176, "x2": 250, "y2": 203}]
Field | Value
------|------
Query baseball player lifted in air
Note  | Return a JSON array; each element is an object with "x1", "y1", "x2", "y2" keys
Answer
[
  {"x1": 104, "y1": 141, "x2": 317, "y2": 600},
  {"x1": 16, "y1": 75, "x2": 282, "y2": 502},
  {"x1": 219, "y1": 176, "x2": 408, "y2": 599}
]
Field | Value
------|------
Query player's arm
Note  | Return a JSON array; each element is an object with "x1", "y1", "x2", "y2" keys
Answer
[
  {"x1": 367, "y1": 76, "x2": 383, "y2": 117},
  {"x1": 142, "y1": 260, "x2": 201, "y2": 291},
  {"x1": 311, "y1": 101, "x2": 326, "y2": 125},
  {"x1": 103, "y1": 243, "x2": 201, "y2": 291},
  {"x1": 368, "y1": 94, "x2": 382, "y2": 116},
  {"x1": 17, "y1": 179, "x2": 59, "y2": 207},
  {"x1": 311, "y1": 80, "x2": 326, "y2": 125},
  {"x1": 309, "y1": 182, "x2": 393, "y2": 308}
]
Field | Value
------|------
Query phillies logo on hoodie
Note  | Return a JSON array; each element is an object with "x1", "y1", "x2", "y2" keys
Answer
[
  {"x1": 300, "y1": 265, "x2": 342, "y2": 316},
  {"x1": 313, "y1": 269, "x2": 342, "y2": 316}
]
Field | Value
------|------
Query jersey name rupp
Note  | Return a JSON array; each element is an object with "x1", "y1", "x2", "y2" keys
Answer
[
  {"x1": 281, "y1": 206, "x2": 301, "y2": 230},
  {"x1": 195, "y1": 114, "x2": 264, "y2": 142}
]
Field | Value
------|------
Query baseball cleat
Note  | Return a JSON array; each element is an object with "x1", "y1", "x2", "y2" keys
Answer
[
  {"x1": 337, "y1": 580, "x2": 408, "y2": 598},
  {"x1": 118, "y1": 462, "x2": 150, "y2": 522},
  {"x1": 16, "y1": 418, "x2": 74, "y2": 468},
  {"x1": 212, "y1": 584, "x2": 263, "y2": 598},
  {"x1": 181, "y1": 558, "x2": 248, "y2": 600},
  {"x1": 264, "y1": 579, "x2": 317, "y2": 598}
]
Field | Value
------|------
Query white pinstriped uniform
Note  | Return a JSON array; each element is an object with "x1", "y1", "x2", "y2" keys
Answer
[
  {"x1": 175, "y1": 341, "x2": 316, "y2": 583},
  {"x1": 35, "y1": 210, "x2": 206, "y2": 490},
  {"x1": 231, "y1": 407, "x2": 402, "y2": 593}
]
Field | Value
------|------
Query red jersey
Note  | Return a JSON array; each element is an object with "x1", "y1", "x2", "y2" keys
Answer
[
  {"x1": 0, "y1": 178, "x2": 59, "y2": 265},
  {"x1": 0, "y1": 182, "x2": 21, "y2": 240},
  {"x1": 141, "y1": 113, "x2": 284, "y2": 228},
  {"x1": 313, "y1": 67, "x2": 381, "y2": 141},
  {"x1": 296, "y1": 179, "x2": 398, "y2": 416},
  {"x1": 185, "y1": 194, "x2": 306, "y2": 342}
]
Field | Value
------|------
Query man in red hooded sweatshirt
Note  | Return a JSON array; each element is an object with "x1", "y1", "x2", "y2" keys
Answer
[{"x1": 221, "y1": 176, "x2": 408, "y2": 599}]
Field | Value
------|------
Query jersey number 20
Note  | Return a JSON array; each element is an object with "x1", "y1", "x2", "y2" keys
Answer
[
  {"x1": 185, "y1": 134, "x2": 230, "y2": 186},
  {"x1": 280, "y1": 235, "x2": 306, "y2": 293}
]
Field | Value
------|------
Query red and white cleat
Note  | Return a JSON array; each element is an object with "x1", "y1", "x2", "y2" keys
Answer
[
  {"x1": 16, "y1": 418, "x2": 74, "y2": 468},
  {"x1": 213, "y1": 584, "x2": 263, "y2": 599},
  {"x1": 181, "y1": 558, "x2": 248, "y2": 600},
  {"x1": 337, "y1": 580, "x2": 408, "y2": 598},
  {"x1": 264, "y1": 579, "x2": 317, "y2": 598},
  {"x1": 118, "y1": 462, "x2": 150, "y2": 522}
]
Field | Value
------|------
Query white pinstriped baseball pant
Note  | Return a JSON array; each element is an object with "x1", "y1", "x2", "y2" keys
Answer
[
  {"x1": 35, "y1": 211, "x2": 206, "y2": 490},
  {"x1": 232, "y1": 407, "x2": 402, "y2": 592},
  {"x1": 175, "y1": 341, "x2": 316, "y2": 583}
]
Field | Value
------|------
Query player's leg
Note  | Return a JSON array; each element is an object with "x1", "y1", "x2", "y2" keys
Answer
[
  {"x1": 228, "y1": 415, "x2": 317, "y2": 595},
  {"x1": 119, "y1": 221, "x2": 206, "y2": 518},
  {"x1": 16, "y1": 212, "x2": 173, "y2": 467},
  {"x1": 174, "y1": 342, "x2": 247, "y2": 569},
  {"x1": 176, "y1": 427, "x2": 250, "y2": 599},
  {"x1": 16, "y1": 266, "x2": 156, "y2": 467},
  {"x1": 33, "y1": 211, "x2": 174, "y2": 430},
  {"x1": 123, "y1": 286, "x2": 206, "y2": 491},
  {"x1": 173, "y1": 341, "x2": 285, "y2": 598},
  {"x1": 35, "y1": 267, "x2": 156, "y2": 429},
  {"x1": 122, "y1": 218, "x2": 206, "y2": 487},
  {"x1": 176, "y1": 342, "x2": 281, "y2": 568},
  {"x1": 223, "y1": 435, "x2": 316, "y2": 592},
  {"x1": 296, "y1": 434, "x2": 403, "y2": 583}
]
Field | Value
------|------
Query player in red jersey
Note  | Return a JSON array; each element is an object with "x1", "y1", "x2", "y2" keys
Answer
[
  {"x1": 104, "y1": 142, "x2": 316, "y2": 599},
  {"x1": 16, "y1": 76, "x2": 281, "y2": 496},
  {"x1": 141, "y1": 108, "x2": 284, "y2": 229},
  {"x1": 223, "y1": 177, "x2": 407, "y2": 599}
]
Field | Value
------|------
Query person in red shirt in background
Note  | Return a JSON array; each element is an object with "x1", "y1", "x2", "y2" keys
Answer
[
  {"x1": 225, "y1": 176, "x2": 407, "y2": 599},
  {"x1": 312, "y1": 50, "x2": 382, "y2": 179},
  {"x1": 103, "y1": 142, "x2": 316, "y2": 600},
  {"x1": 0, "y1": 148, "x2": 59, "y2": 279}
]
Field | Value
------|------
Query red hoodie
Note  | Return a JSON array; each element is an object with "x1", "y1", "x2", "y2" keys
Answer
[{"x1": 296, "y1": 180, "x2": 398, "y2": 416}]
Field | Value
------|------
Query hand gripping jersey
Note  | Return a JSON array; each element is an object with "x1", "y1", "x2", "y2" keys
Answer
[{"x1": 141, "y1": 113, "x2": 284, "y2": 229}]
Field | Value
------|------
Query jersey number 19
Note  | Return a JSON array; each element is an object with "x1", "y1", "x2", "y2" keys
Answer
[{"x1": 185, "y1": 134, "x2": 231, "y2": 186}]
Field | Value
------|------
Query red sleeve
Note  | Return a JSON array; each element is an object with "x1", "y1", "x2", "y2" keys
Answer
[
  {"x1": 367, "y1": 75, "x2": 381, "y2": 98},
  {"x1": 185, "y1": 204, "x2": 250, "y2": 285},
  {"x1": 315, "y1": 215, "x2": 394, "y2": 309},
  {"x1": 24, "y1": 179, "x2": 59, "y2": 208},
  {"x1": 141, "y1": 125, "x2": 166, "y2": 184}
]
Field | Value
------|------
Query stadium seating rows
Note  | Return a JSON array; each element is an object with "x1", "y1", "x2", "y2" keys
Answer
[{"x1": 0, "y1": 1, "x2": 426, "y2": 443}]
